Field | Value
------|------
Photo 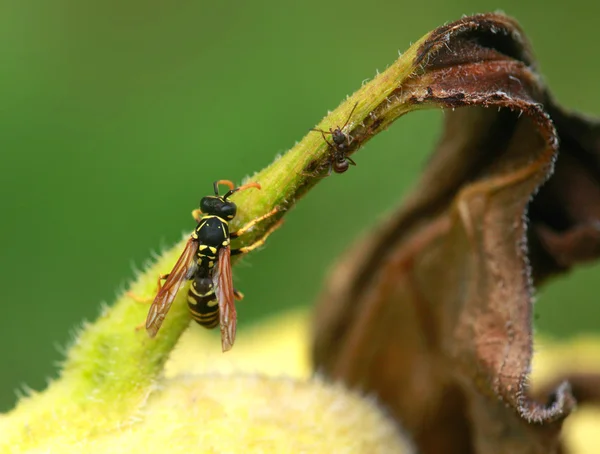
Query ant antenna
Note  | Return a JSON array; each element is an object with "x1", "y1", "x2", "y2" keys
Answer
[
  {"x1": 309, "y1": 101, "x2": 359, "y2": 136},
  {"x1": 340, "y1": 101, "x2": 359, "y2": 131}
]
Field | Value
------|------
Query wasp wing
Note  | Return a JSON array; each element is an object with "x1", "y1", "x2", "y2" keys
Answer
[
  {"x1": 146, "y1": 237, "x2": 198, "y2": 337},
  {"x1": 214, "y1": 245, "x2": 237, "y2": 352}
]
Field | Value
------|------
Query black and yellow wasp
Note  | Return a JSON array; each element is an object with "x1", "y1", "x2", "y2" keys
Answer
[{"x1": 145, "y1": 179, "x2": 280, "y2": 351}]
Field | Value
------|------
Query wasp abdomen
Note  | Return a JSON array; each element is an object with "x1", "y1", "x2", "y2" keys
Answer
[{"x1": 187, "y1": 276, "x2": 219, "y2": 329}]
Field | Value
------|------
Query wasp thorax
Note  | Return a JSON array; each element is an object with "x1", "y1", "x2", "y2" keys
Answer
[{"x1": 200, "y1": 196, "x2": 237, "y2": 219}]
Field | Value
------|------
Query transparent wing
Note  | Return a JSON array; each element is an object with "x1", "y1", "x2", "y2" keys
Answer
[
  {"x1": 146, "y1": 238, "x2": 198, "y2": 337},
  {"x1": 214, "y1": 245, "x2": 237, "y2": 352}
]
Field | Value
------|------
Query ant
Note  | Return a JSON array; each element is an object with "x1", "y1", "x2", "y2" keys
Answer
[{"x1": 311, "y1": 102, "x2": 359, "y2": 174}]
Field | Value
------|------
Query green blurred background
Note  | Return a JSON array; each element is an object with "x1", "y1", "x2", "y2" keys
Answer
[{"x1": 1, "y1": 0, "x2": 598, "y2": 412}]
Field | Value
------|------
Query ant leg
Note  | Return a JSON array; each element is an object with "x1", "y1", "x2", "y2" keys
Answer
[
  {"x1": 230, "y1": 207, "x2": 279, "y2": 239},
  {"x1": 346, "y1": 133, "x2": 354, "y2": 146},
  {"x1": 231, "y1": 219, "x2": 284, "y2": 256},
  {"x1": 320, "y1": 131, "x2": 336, "y2": 149},
  {"x1": 191, "y1": 209, "x2": 203, "y2": 222},
  {"x1": 310, "y1": 128, "x2": 336, "y2": 149},
  {"x1": 346, "y1": 156, "x2": 357, "y2": 166},
  {"x1": 325, "y1": 157, "x2": 333, "y2": 176}
]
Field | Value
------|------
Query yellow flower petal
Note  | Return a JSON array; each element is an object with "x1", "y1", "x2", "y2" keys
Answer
[
  {"x1": 75, "y1": 375, "x2": 414, "y2": 454},
  {"x1": 165, "y1": 308, "x2": 311, "y2": 379},
  {"x1": 1, "y1": 309, "x2": 414, "y2": 453}
]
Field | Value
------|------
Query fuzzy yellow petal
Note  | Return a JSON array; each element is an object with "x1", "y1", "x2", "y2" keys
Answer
[
  {"x1": 165, "y1": 309, "x2": 311, "y2": 379},
  {"x1": 61, "y1": 375, "x2": 414, "y2": 454}
]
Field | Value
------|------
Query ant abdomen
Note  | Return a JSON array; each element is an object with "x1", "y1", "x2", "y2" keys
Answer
[{"x1": 333, "y1": 159, "x2": 350, "y2": 173}]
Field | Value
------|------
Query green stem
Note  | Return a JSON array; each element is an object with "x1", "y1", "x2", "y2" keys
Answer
[{"x1": 1, "y1": 29, "x2": 431, "y2": 451}]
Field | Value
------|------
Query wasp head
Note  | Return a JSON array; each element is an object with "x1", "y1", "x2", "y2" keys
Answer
[{"x1": 200, "y1": 196, "x2": 237, "y2": 220}]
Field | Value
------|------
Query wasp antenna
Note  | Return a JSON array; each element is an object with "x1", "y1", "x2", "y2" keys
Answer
[
  {"x1": 224, "y1": 181, "x2": 261, "y2": 199},
  {"x1": 214, "y1": 180, "x2": 235, "y2": 195}
]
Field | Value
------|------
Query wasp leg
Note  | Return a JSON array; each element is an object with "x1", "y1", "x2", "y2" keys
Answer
[
  {"x1": 135, "y1": 321, "x2": 146, "y2": 331},
  {"x1": 130, "y1": 273, "x2": 170, "y2": 331},
  {"x1": 155, "y1": 273, "x2": 169, "y2": 292},
  {"x1": 231, "y1": 218, "x2": 284, "y2": 256},
  {"x1": 191, "y1": 209, "x2": 203, "y2": 222},
  {"x1": 230, "y1": 207, "x2": 279, "y2": 239},
  {"x1": 234, "y1": 288, "x2": 244, "y2": 300},
  {"x1": 127, "y1": 273, "x2": 169, "y2": 303}
]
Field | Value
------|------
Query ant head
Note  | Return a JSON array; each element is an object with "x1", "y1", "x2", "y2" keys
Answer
[
  {"x1": 200, "y1": 196, "x2": 237, "y2": 220},
  {"x1": 331, "y1": 128, "x2": 346, "y2": 145}
]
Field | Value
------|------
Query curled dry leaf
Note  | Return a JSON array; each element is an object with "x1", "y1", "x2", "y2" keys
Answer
[{"x1": 312, "y1": 13, "x2": 600, "y2": 454}]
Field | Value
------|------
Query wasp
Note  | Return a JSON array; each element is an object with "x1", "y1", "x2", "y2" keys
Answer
[
  {"x1": 311, "y1": 102, "x2": 358, "y2": 174},
  {"x1": 145, "y1": 180, "x2": 280, "y2": 352}
]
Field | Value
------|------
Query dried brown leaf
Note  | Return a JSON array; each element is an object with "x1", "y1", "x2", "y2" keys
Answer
[{"x1": 313, "y1": 14, "x2": 600, "y2": 454}]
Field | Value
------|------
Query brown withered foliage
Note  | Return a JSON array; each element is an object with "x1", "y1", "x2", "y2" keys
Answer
[{"x1": 312, "y1": 14, "x2": 600, "y2": 454}]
